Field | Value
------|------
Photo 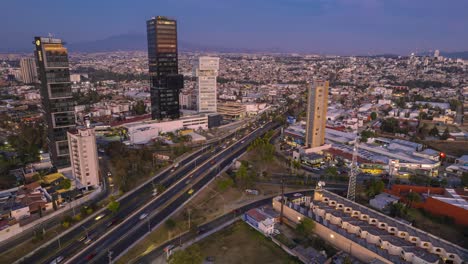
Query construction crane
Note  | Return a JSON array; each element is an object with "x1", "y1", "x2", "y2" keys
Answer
[{"x1": 347, "y1": 135, "x2": 359, "y2": 201}]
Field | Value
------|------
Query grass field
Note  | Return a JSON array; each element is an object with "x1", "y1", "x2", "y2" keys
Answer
[{"x1": 189, "y1": 221, "x2": 301, "y2": 264}]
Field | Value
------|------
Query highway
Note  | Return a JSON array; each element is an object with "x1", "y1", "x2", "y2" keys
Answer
[
  {"x1": 16, "y1": 124, "x2": 249, "y2": 264},
  {"x1": 65, "y1": 122, "x2": 278, "y2": 264}
]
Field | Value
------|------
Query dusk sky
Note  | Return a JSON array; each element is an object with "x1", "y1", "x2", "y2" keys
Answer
[{"x1": 2, "y1": 0, "x2": 468, "y2": 55}]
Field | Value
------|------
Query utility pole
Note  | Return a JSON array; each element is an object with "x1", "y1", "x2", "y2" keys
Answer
[
  {"x1": 280, "y1": 173, "x2": 284, "y2": 225},
  {"x1": 108, "y1": 249, "x2": 113, "y2": 264},
  {"x1": 187, "y1": 208, "x2": 192, "y2": 230}
]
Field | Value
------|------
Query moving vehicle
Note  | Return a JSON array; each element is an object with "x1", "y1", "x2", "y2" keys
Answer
[
  {"x1": 94, "y1": 213, "x2": 105, "y2": 221},
  {"x1": 106, "y1": 219, "x2": 118, "y2": 228},
  {"x1": 139, "y1": 213, "x2": 148, "y2": 220},
  {"x1": 187, "y1": 189, "x2": 194, "y2": 195},
  {"x1": 77, "y1": 236, "x2": 87, "y2": 242},
  {"x1": 49, "y1": 256, "x2": 64, "y2": 264},
  {"x1": 85, "y1": 253, "x2": 96, "y2": 260},
  {"x1": 84, "y1": 237, "x2": 92, "y2": 244}
]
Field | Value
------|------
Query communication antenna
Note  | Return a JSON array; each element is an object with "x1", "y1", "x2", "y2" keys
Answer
[{"x1": 347, "y1": 135, "x2": 359, "y2": 201}]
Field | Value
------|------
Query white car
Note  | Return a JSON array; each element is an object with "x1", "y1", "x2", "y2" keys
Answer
[
  {"x1": 49, "y1": 256, "x2": 64, "y2": 264},
  {"x1": 139, "y1": 213, "x2": 148, "y2": 220},
  {"x1": 95, "y1": 213, "x2": 105, "y2": 221}
]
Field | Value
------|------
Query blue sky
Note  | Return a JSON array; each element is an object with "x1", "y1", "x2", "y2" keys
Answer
[{"x1": 2, "y1": 0, "x2": 467, "y2": 54}]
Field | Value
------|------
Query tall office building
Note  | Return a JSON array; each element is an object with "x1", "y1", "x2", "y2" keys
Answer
[
  {"x1": 34, "y1": 37, "x2": 76, "y2": 168},
  {"x1": 194, "y1": 56, "x2": 219, "y2": 113},
  {"x1": 146, "y1": 16, "x2": 184, "y2": 120},
  {"x1": 67, "y1": 124, "x2": 99, "y2": 190},
  {"x1": 20, "y1": 58, "x2": 37, "y2": 84},
  {"x1": 305, "y1": 80, "x2": 329, "y2": 148}
]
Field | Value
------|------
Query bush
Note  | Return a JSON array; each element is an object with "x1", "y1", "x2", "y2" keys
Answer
[
  {"x1": 62, "y1": 221, "x2": 70, "y2": 229},
  {"x1": 217, "y1": 177, "x2": 234, "y2": 192}
]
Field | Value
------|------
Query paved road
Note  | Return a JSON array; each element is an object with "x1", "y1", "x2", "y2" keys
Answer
[{"x1": 66, "y1": 123, "x2": 279, "y2": 264}]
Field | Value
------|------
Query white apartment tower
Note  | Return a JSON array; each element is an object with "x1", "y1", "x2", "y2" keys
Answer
[
  {"x1": 20, "y1": 57, "x2": 37, "y2": 84},
  {"x1": 194, "y1": 56, "x2": 219, "y2": 113},
  {"x1": 67, "y1": 124, "x2": 99, "y2": 190}
]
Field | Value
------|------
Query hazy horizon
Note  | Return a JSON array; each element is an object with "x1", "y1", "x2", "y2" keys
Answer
[{"x1": 2, "y1": 0, "x2": 468, "y2": 55}]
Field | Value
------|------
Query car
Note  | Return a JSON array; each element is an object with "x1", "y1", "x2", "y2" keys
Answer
[
  {"x1": 107, "y1": 171, "x2": 112, "y2": 176},
  {"x1": 293, "y1": 193, "x2": 303, "y2": 197},
  {"x1": 107, "y1": 219, "x2": 118, "y2": 228},
  {"x1": 187, "y1": 189, "x2": 194, "y2": 195},
  {"x1": 139, "y1": 213, "x2": 148, "y2": 220},
  {"x1": 241, "y1": 140, "x2": 245, "y2": 143},
  {"x1": 77, "y1": 235, "x2": 87, "y2": 242},
  {"x1": 94, "y1": 213, "x2": 105, "y2": 221},
  {"x1": 49, "y1": 256, "x2": 64, "y2": 264},
  {"x1": 152, "y1": 190, "x2": 158, "y2": 196},
  {"x1": 84, "y1": 237, "x2": 92, "y2": 244},
  {"x1": 185, "y1": 180, "x2": 191, "y2": 185},
  {"x1": 170, "y1": 168, "x2": 175, "y2": 172},
  {"x1": 85, "y1": 253, "x2": 96, "y2": 260}
]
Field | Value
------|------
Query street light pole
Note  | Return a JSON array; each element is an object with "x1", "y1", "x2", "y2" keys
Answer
[
  {"x1": 108, "y1": 249, "x2": 113, "y2": 264},
  {"x1": 53, "y1": 230, "x2": 61, "y2": 249}
]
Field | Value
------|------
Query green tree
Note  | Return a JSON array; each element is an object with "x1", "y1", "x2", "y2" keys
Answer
[
  {"x1": 296, "y1": 218, "x2": 315, "y2": 237},
  {"x1": 165, "y1": 218, "x2": 177, "y2": 230},
  {"x1": 133, "y1": 100, "x2": 147, "y2": 115},
  {"x1": 405, "y1": 192, "x2": 421, "y2": 207},
  {"x1": 366, "y1": 179, "x2": 385, "y2": 198},
  {"x1": 107, "y1": 196, "x2": 120, "y2": 214},
  {"x1": 169, "y1": 244, "x2": 203, "y2": 264},
  {"x1": 370, "y1": 112, "x2": 377, "y2": 120},
  {"x1": 461, "y1": 172, "x2": 468, "y2": 187},
  {"x1": 440, "y1": 127, "x2": 450, "y2": 140},
  {"x1": 235, "y1": 164, "x2": 253, "y2": 188},
  {"x1": 324, "y1": 167, "x2": 338, "y2": 179},
  {"x1": 428, "y1": 126, "x2": 439, "y2": 137},
  {"x1": 59, "y1": 178, "x2": 71, "y2": 190},
  {"x1": 389, "y1": 202, "x2": 407, "y2": 217}
]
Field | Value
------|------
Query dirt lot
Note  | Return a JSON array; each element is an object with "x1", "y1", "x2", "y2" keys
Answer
[
  {"x1": 424, "y1": 140, "x2": 468, "y2": 157},
  {"x1": 192, "y1": 221, "x2": 300, "y2": 264}
]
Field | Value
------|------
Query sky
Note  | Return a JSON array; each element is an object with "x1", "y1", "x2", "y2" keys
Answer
[{"x1": 2, "y1": 0, "x2": 468, "y2": 55}]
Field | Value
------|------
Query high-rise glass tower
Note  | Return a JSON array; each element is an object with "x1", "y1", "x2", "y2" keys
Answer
[
  {"x1": 146, "y1": 16, "x2": 183, "y2": 120},
  {"x1": 305, "y1": 80, "x2": 329, "y2": 148},
  {"x1": 194, "y1": 56, "x2": 219, "y2": 113},
  {"x1": 34, "y1": 37, "x2": 76, "y2": 168}
]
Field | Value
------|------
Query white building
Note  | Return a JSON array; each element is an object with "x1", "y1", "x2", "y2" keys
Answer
[
  {"x1": 20, "y1": 58, "x2": 37, "y2": 84},
  {"x1": 194, "y1": 56, "x2": 219, "y2": 113},
  {"x1": 67, "y1": 125, "x2": 100, "y2": 190},
  {"x1": 124, "y1": 114, "x2": 209, "y2": 144}
]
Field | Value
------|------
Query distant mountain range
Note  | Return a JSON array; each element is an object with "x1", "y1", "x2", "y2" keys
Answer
[
  {"x1": 1, "y1": 33, "x2": 467, "y2": 58},
  {"x1": 67, "y1": 33, "x2": 269, "y2": 53}
]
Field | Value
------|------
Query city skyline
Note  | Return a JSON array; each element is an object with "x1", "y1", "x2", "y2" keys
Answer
[{"x1": 1, "y1": 0, "x2": 468, "y2": 55}]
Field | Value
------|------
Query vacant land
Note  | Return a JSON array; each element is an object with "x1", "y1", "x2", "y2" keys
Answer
[
  {"x1": 117, "y1": 172, "x2": 310, "y2": 264},
  {"x1": 424, "y1": 140, "x2": 468, "y2": 157},
  {"x1": 190, "y1": 221, "x2": 300, "y2": 264}
]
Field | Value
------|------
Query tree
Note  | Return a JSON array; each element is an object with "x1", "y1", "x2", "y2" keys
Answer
[
  {"x1": 366, "y1": 179, "x2": 385, "y2": 198},
  {"x1": 440, "y1": 127, "x2": 450, "y2": 140},
  {"x1": 324, "y1": 167, "x2": 338, "y2": 179},
  {"x1": 461, "y1": 172, "x2": 468, "y2": 187},
  {"x1": 428, "y1": 126, "x2": 439, "y2": 137},
  {"x1": 296, "y1": 218, "x2": 315, "y2": 237},
  {"x1": 370, "y1": 112, "x2": 377, "y2": 120},
  {"x1": 169, "y1": 244, "x2": 203, "y2": 264},
  {"x1": 133, "y1": 100, "x2": 147, "y2": 115},
  {"x1": 389, "y1": 202, "x2": 407, "y2": 218},
  {"x1": 60, "y1": 178, "x2": 71, "y2": 190},
  {"x1": 107, "y1": 196, "x2": 120, "y2": 214},
  {"x1": 235, "y1": 164, "x2": 253, "y2": 188},
  {"x1": 165, "y1": 218, "x2": 177, "y2": 230},
  {"x1": 405, "y1": 192, "x2": 421, "y2": 207}
]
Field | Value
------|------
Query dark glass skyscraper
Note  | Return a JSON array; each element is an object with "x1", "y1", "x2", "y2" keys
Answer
[
  {"x1": 34, "y1": 37, "x2": 76, "y2": 168},
  {"x1": 146, "y1": 16, "x2": 183, "y2": 120}
]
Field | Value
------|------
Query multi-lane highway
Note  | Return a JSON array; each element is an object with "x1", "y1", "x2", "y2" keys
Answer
[
  {"x1": 65, "y1": 122, "x2": 278, "y2": 264},
  {"x1": 16, "y1": 122, "x2": 258, "y2": 264}
]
